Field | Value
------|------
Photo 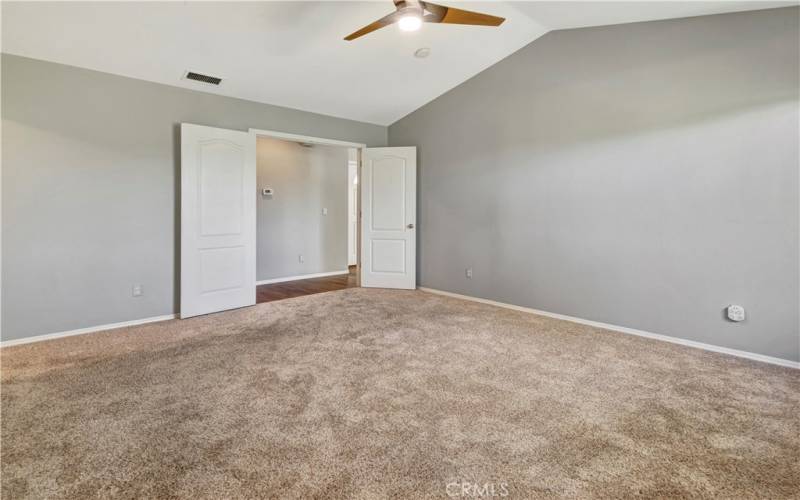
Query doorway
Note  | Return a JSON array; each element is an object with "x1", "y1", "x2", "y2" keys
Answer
[
  {"x1": 253, "y1": 134, "x2": 360, "y2": 304},
  {"x1": 180, "y1": 124, "x2": 416, "y2": 318}
]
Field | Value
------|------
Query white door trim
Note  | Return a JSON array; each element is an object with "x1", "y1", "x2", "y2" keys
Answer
[
  {"x1": 348, "y1": 160, "x2": 359, "y2": 266},
  {"x1": 248, "y1": 128, "x2": 366, "y2": 149}
]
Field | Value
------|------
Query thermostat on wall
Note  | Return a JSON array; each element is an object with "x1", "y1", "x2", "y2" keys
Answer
[{"x1": 262, "y1": 188, "x2": 274, "y2": 196}]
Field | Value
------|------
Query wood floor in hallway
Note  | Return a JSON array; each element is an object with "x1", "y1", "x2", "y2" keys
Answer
[{"x1": 256, "y1": 266, "x2": 358, "y2": 304}]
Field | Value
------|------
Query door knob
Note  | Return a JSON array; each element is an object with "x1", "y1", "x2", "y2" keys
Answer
[{"x1": 407, "y1": 223, "x2": 415, "y2": 229}]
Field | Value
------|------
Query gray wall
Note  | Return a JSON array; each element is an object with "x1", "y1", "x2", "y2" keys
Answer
[
  {"x1": 389, "y1": 7, "x2": 800, "y2": 361},
  {"x1": 256, "y1": 138, "x2": 349, "y2": 281},
  {"x1": 1, "y1": 54, "x2": 386, "y2": 342}
]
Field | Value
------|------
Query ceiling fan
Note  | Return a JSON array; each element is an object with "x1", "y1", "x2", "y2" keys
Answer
[{"x1": 344, "y1": 0, "x2": 505, "y2": 41}]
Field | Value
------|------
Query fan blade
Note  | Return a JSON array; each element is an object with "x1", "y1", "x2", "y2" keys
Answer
[
  {"x1": 422, "y1": 2, "x2": 505, "y2": 26},
  {"x1": 344, "y1": 11, "x2": 400, "y2": 41}
]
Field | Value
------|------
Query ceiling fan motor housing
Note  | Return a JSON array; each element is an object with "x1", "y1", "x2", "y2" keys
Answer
[{"x1": 397, "y1": 1, "x2": 425, "y2": 17}]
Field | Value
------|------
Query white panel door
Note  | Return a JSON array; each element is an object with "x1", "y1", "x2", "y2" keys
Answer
[
  {"x1": 361, "y1": 147, "x2": 416, "y2": 289},
  {"x1": 181, "y1": 123, "x2": 255, "y2": 318}
]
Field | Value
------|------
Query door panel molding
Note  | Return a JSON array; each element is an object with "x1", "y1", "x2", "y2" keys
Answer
[
  {"x1": 361, "y1": 147, "x2": 416, "y2": 289},
  {"x1": 181, "y1": 123, "x2": 255, "y2": 318}
]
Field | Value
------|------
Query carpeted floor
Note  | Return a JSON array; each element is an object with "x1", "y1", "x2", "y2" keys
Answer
[{"x1": 1, "y1": 288, "x2": 798, "y2": 499}]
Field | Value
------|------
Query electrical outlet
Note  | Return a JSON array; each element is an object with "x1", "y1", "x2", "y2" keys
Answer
[
  {"x1": 727, "y1": 304, "x2": 745, "y2": 322},
  {"x1": 322, "y1": 207, "x2": 328, "y2": 216},
  {"x1": 465, "y1": 268, "x2": 473, "y2": 279},
  {"x1": 132, "y1": 284, "x2": 143, "y2": 297},
  {"x1": 298, "y1": 254, "x2": 305, "y2": 263}
]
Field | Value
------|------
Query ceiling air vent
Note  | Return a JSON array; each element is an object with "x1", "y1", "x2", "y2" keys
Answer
[{"x1": 184, "y1": 71, "x2": 222, "y2": 86}]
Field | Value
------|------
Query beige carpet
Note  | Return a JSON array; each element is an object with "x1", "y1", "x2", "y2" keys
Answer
[{"x1": 1, "y1": 288, "x2": 798, "y2": 499}]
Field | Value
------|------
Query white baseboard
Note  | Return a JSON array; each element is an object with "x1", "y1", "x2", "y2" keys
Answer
[
  {"x1": 418, "y1": 287, "x2": 799, "y2": 369},
  {"x1": 0, "y1": 314, "x2": 178, "y2": 348},
  {"x1": 257, "y1": 270, "x2": 349, "y2": 285}
]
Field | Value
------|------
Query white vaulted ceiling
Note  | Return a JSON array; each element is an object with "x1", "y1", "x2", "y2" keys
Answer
[{"x1": 2, "y1": 1, "x2": 795, "y2": 125}]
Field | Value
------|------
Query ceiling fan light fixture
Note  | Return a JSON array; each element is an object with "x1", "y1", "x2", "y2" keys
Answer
[
  {"x1": 344, "y1": 1, "x2": 505, "y2": 41},
  {"x1": 398, "y1": 14, "x2": 422, "y2": 32}
]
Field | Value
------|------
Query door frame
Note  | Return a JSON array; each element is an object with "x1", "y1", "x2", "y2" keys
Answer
[
  {"x1": 347, "y1": 159, "x2": 359, "y2": 267},
  {"x1": 247, "y1": 128, "x2": 366, "y2": 285}
]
